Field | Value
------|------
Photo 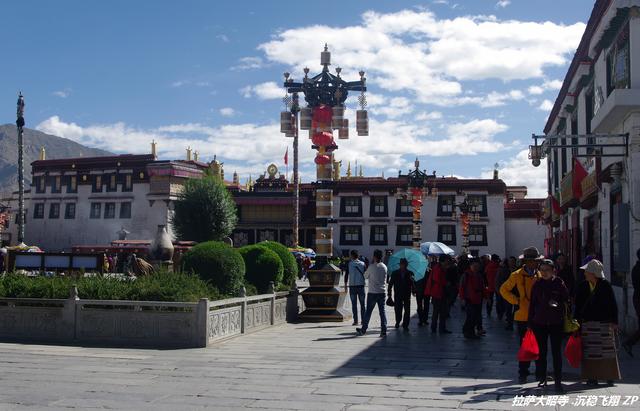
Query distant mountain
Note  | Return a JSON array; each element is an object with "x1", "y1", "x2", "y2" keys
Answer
[{"x1": 0, "y1": 124, "x2": 112, "y2": 196}]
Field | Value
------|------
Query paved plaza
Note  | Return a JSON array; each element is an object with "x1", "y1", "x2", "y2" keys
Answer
[{"x1": 0, "y1": 292, "x2": 639, "y2": 411}]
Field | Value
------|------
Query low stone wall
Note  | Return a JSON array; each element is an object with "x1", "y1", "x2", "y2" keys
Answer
[{"x1": 0, "y1": 290, "x2": 296, "y2": 348}]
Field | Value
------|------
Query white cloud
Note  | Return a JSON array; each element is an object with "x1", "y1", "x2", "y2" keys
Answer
[
  {"x1": 171, "y1": 80, "x2": 211, "y2": 88},
  {"x1": 482, "y1": 149, "x2": 548, "y2": 198},
  {"x1": 527, "y1": 85, "x2": 544, "y2": 95},
  {"x1": 538, "y1": 99, "x2": 554, "y2": 111},
  {"x1": 527, "y1": 78, "x2": 563, "y2": 95},
  {"x1": 496, "y1": 0, "x2": 511, "y2": 8},
  {"x1": 52, "y1": 88, "x2": 72, "y2": 98},
  {"x1": 257, "y1": 9, "x2": 584, "y2": 106},
  {"x1": 240, "y1": 81, "x2": 283, "y2": 100},
  {"x1": 232, "y1": 56, "x2": 264, "y2": 70},
  {"x1": 416, "y1": 111, "x2": 443, "y2": 121},
  {"x1": 370, "y1": 97, "x2": 413, "y2": 119},
  {"x1": 36, "y1": 116, "x2": 510, "y2": 184},
  {"x1": 219, "y1": 107, "x2": 236, "y2": 117},
  {"x1": 216, "y1": 34, "x2": 230, "y2": 43}
]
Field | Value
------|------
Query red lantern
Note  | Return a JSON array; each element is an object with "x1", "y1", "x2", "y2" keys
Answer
[
  {"x1": 411, "y1": 188, "x2": 423, "y2": 197},
  {"x1": 314, "y1": 154, "x2": 331, "y2": 165},
  {"x1": 312, "y1": 105, "x2": 332, "y2": 127},
  {"x1": 411, "y1": 199, "x2": 423, "y2": 208},
  {"x1": 312, "y1": 131, "x2": 333, "y2": 147}
]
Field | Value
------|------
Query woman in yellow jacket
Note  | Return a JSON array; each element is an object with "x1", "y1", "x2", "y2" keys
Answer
[{"x1": 500, "y1": 246, "x2": 543, "y2": 384}]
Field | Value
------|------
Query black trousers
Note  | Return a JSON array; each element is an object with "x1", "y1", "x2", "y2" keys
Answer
[
  {"x1": 496, "y1": 293, "x2": 507, "y2": 319},
  {"x1": 416, "y1": 293, "x2": 429, "y2": 324},
  {"x1": 517, "y1": 321, "x2": 532, "y2": 377},
  {"x1": 431, "y1": 297, "x2": 448, "y2": 331},
  {"x1": 486, "y1": 292, "x2": 495, "y2": 316},
  {"x1": 531, "y1": 323, "x2": 563, "y2": 382},
  {"x1": 463, "y1": 302, "x2": 482, "y2": 336},
  {"x1": 394, "y1": 295, "x2": 411, "y2": 328}
]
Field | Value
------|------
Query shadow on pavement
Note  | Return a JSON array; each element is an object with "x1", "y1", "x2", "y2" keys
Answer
[{"x1": 324, "y1": 301, "x2": 640, "y2": 406}]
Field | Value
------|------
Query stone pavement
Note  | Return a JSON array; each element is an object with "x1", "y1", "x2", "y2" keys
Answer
[{"x1": 0, "y1": 293, "x2": 639, "y2": 411}]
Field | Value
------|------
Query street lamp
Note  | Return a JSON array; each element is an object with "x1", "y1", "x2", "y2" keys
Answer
[
  {"x1": 16, "y1": 93, "x2": 25, "y2": 244},
  {"x1": 280, "y1": 44, "x2": 367, "y2": 260},
  {"x1": 528, "y1": 132, "x2": 628, "y2": 167},
  {"x1": 404, "y1": 158, "x2": 436, "y2": 249},
  {"x1": 280, "y1": 44, "x2": 367, "y2": 322},
  {"x1": 452, "y1": 194, "x2": 481, "y2": 255}
]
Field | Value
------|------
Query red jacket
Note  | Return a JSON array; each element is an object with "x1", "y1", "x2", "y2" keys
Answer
[
  {"x1": 459, "y1": 269, "x2": 485, "y2": 305},
  {"x1": 485, "y1": 260, "x2": 500, "y2": 292},
  {"x1": 424, "y1": 263, "x2": 446, "y2": 299}
]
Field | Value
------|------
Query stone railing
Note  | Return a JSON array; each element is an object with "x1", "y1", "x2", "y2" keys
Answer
[{"x1": 0, "y1": 284, "x2": 299, "y2": 348}]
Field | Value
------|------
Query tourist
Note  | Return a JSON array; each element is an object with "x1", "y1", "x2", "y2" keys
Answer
[
  {"x1": 528, "y1": 259, "x2": 569, "y2": 392},
  {"x1": 496, "y1": 256, "x2": 517, "y2": 330},
  {"x1": 499, "y1": 246, "x2": 542, "y2": 383},
  {"x1": 415, "y1": 264, "x2": 429, "y2": 326},
  {"x1": 574, "y1": 259, "x2": 621, "y2": 386},
  {"x1": 445, "y1": 257, "x2": 460, "y2": 313},
  {"x1": 426, "y1": 255, "x2": 451, "y2": 334},
  {"x1": 622, "y1": 248, "x2": 640, "y2": 357},
  {"x1": 302, "y1": 256, "x2": 312, "y2": 280},
  {"x1": 345, "y1": 250, "x2": 366, "y2": 326},
  {"x1": 555, "y1": 253, "x2": 575, "y2": 297},
  {"x1": 356, "y1": 249, "x2": 388, "y2": 337},
  {"x1": 388, "y1": 258, "x2": 415, "y2": 330},
  {"x1": 484, "y1": 254, "x2": 500, "y2": 317},
  {"x1": 459, "y1": 258, "x2": 484, "y2": 339}
]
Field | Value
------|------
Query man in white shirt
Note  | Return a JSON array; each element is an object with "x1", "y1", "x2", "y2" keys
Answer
[{"x1": 356, "y1": 249, "x2": 388, "y2": 337}]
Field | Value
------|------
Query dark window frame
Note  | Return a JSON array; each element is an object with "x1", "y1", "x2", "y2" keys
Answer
[
  {"x1": 90, "y1": 203, "x2": 102, "y2": 219},
  {"x1": 104, "y1": 202, "x2": 116, "y2": 219},
  {"x1": 369, "y1": 225, "x2": 388, "y2": 245},
  {"x1": 437, "y1": 224, "x2": 457, "y2": 246},
  {"x1": 395, "y1": 198, "x2": 412, "y2": 217},
  {"x1": 396, "y1": 225, "x2": 413, "y2": 246},
  {"x1": 119, "y1": 202, "x2": 132, "y2": 219},
  {"x1": 64, "y1": 203, "x2": 76, "y2": 219},
  {"x1": 468, "y1": 225, "x2": 488, "y2": 246},
  {"x1": 92, "y1": 175, "x2": 103, "y2": 193},
  {"x1": 52, "y1": 175, "x2": 62, "y2": 194},
  {"x1": 437, "y1": 195, "x2": 455, "y2": 217},
  {"x1": 369, "y1": 196, "x2": 388, "y2": 217},
  {"x1": 340, "y1": 225, "x2": 362, "y2": 246},
  {"x1": 106, "y1": 174, "x2": 118, "y2": 192},
  {"x1": 66, "y1": 175, "x2": 78, "y2": 194},
  {"x1": 466, "y1": 194, "x2": 488, "y2": 217},
  {"x1": 122, "y1": 174, "x2": 133, "y2": 192},
  {"x1": 33, "y1": 203, "x2": 45, "y2": 219},
  {"x1": 340, "y1": 196, "x2": 362, "y2": 217},
  {"x1": 35, "y1": 176, "x2": 46, "y2": 194},
  {"x1": 48, "y1": 203, "x2": 60, "y2": 219}
]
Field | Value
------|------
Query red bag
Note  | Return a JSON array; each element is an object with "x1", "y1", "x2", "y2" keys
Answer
[
  {"x1": 564, "y1": 334, "x2": 582, "y2": 368},
  {"x1": 517, "y1": 329, "x2": 539, "y2": 361}
]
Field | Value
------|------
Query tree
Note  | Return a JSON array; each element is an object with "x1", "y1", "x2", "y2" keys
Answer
[{"x1": 171, "y1": 176, "x2": 238, "y2": 243}]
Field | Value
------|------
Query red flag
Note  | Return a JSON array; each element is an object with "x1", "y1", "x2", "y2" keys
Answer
[
  {"x1": 551, "y1": 195, "x2": 562, "y2": 214},
  {"x1": 572, "y1": 158, "x2": 588, "y2": 199},
  {"x1": 284, "y1": 147, "x2": 289, "y2": 166}
]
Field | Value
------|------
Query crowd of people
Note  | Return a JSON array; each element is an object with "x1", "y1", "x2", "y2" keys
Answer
[{"x1": 341, "y1": 245, "x2": 640, "y2": 393}]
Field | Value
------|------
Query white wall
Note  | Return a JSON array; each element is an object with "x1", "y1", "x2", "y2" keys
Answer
[
  {"x1": 505, "y1": 219, "x2": 547, "y2": 260},
  {"x1": 23, "y1": 182, "x2": 171, "y2": 251}
]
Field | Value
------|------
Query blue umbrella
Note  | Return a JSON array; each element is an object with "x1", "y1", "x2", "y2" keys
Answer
[
  {"x1": 387, "y1": 248, "x2": 429, "y2": 281},
  {"x1": 420, "y1": 241, "x2": 455, "y2": 257}
]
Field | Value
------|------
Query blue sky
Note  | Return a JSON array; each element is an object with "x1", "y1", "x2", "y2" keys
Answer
[{"x1": 0, "y1": 0, "x2": 593, "y2": 196}]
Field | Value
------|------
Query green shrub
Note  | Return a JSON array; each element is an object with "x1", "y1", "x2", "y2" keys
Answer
[
  {"x1": 259, "y1": 241, "x2": 298, "y2": 288},
  {"x1": 181, "y1": 241, "x2": 245, "y2": 296},
  {"x1": 0, "y1": 271, "x2": 220, "y2": 302},
  {"x1": 238, "y1": 245, "x2": 283, "y2": 293}
]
